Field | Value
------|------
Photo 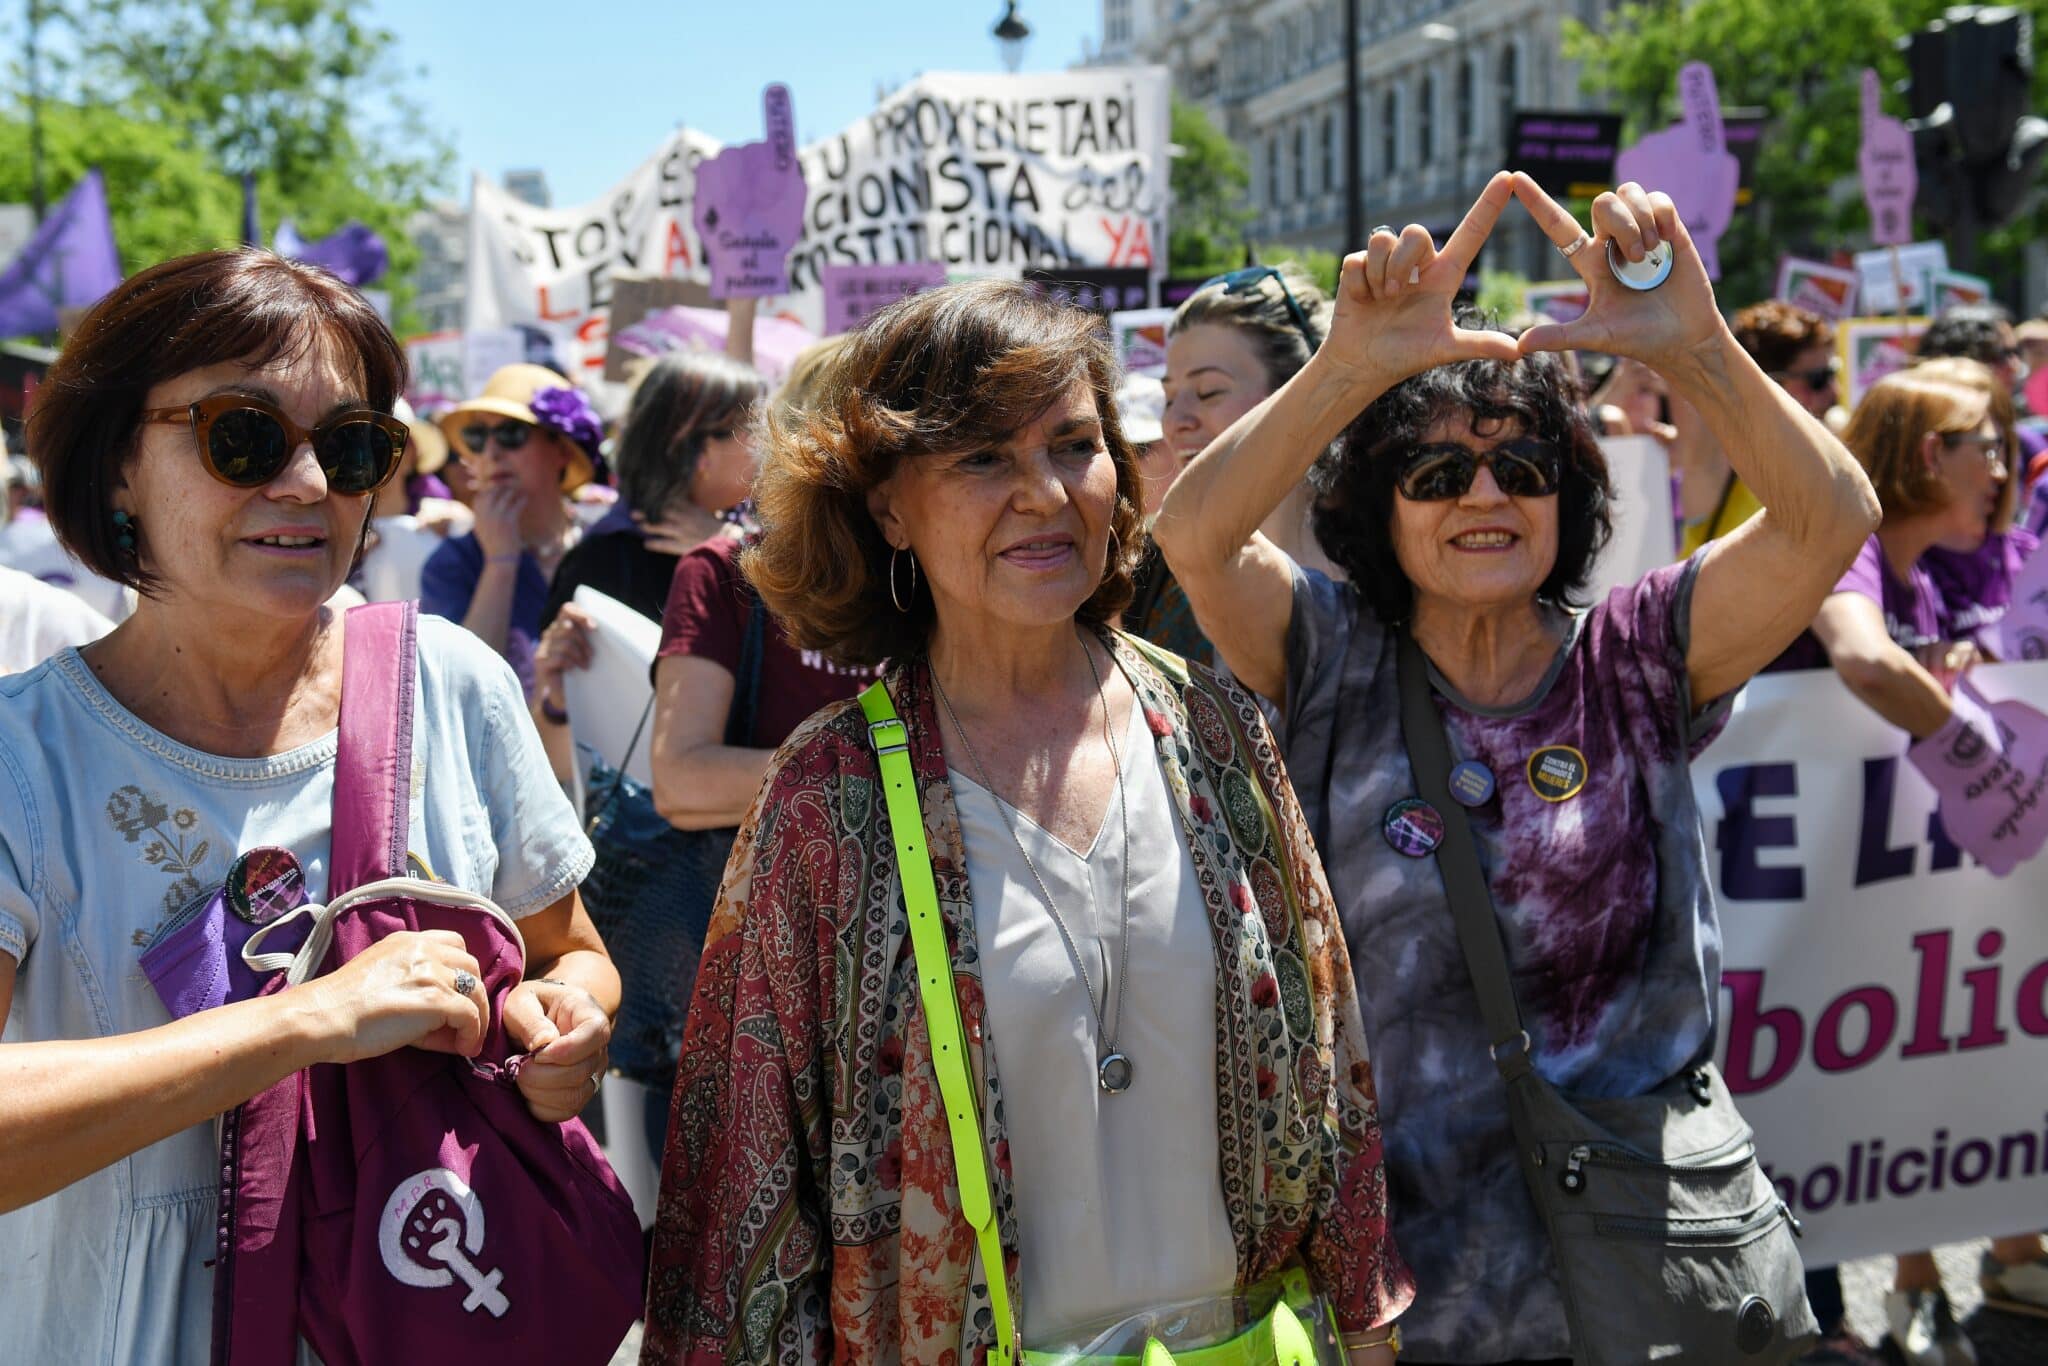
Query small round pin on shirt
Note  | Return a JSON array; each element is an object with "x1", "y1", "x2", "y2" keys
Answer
[
  {"x1": 1607, "y1": 239, "x2": 1673, "y2": 291},
  {"x1": 1526, "y1": 745, "x2": 1590, "y2": 802},
  {"x1": 1382, "y1": 797, "x2": 1446, "y2": 857},
  {"x1": 226, "y1": 846, "x2": 306, "y2": 926},
  {"x1": 1448, "y1": 760, "x2": 1497, "y2": 808}
]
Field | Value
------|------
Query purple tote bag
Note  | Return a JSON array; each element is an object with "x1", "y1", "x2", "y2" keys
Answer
[{"x1": 212, "y1": 601, "x2": 642, "y2": 1364}]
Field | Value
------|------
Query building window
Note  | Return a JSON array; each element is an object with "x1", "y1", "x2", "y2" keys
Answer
[
  {"x1": 1499, "y1": 42, "x2": 1521, "y2": 150},
  {"x1": 1294, "y1": 123, "x2": 1307, "y2": 200},
  {"x1": 1418, "y1": 73, "x2": 1436, "y2": 166},
  {"x1": 1269, "y1": 135, "x2": 1282, "y2": 205},
  {"x1": 1321, "y1": 112, "x2": 1336, "y2": 193},
  {"x1": 1382, "y1": 88, "x2": 1400, "y2": 175},
  {"x1": 1457, "y1": 57, "x2": 1476, "y2": 148}
]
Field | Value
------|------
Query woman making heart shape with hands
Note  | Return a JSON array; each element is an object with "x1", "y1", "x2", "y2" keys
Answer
[{"x1": 1155, "y1": 171, "x2": 1879, "y2": 1363}]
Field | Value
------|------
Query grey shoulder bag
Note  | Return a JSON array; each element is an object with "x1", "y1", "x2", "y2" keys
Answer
[{"x1": 1394, "y1": 632, "x2": 1817, "y2": 1364}]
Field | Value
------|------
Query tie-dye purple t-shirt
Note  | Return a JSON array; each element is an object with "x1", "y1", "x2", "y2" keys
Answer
[{"x1": 1281, "y1": 554, "x2": 1731, "y2": 1363}]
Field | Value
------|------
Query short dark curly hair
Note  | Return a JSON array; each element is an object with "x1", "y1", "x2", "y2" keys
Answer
[
  {"x1": 1921, "y1": 303, "x2": 2016, "y2": 368},
  {"x1": 1311, "y1": 326, "x2": 1614, "y2": 626},
  {"x1": 743, "y1": 280, "x2": 1144, "y2": 667}
]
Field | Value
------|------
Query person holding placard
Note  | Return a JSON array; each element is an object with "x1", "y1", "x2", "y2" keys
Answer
[
  {"x1": 642, "y1": 280, "x2": 1412, "y2": 1366},
  {"x1": 1155, "y1": 172, "x2": 1877, "y2": 1363}
]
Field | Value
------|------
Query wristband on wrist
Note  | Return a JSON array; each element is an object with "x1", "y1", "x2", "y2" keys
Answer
[
  {"x1": 539, "y1": 695, "x2": 568, "y2": 725},
  {"x1": 485, "y1": 552, "x2": 523, "y2": 566}
]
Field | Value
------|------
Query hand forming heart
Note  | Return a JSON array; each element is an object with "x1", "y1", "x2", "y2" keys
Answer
[{"x1": 1323, "y1": 169, "x2": 1732, "y2": 396}]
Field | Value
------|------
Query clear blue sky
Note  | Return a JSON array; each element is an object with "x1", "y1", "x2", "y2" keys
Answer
[{"x1": 368, "y1": 1, "x2": 1104, "y2": 207}]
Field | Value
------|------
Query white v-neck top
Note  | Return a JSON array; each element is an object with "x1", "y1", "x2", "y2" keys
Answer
[{"x1": 951, "y1": 699, "x2": 1236, "y2": 1347}]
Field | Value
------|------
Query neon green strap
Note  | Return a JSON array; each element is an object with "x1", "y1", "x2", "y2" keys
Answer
[{"x1": 860, "y1": 681, "x2": 1017, "y2": 1366}]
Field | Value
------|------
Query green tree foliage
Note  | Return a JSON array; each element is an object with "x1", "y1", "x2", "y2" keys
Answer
[
  {"x1": 1567, "y1": 0, "x2": 2048, "y2": 305},
  {"x1": 1169, "y1": 97, "x2": 1255, "y2": 277},
  {"x1": 1253, "y1": 242, "x2": 1339, "y2": 297},
  {"x1": 0, "y1": 0, "x2": 448, "y2": 331}
]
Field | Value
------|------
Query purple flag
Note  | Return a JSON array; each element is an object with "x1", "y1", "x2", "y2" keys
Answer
[
  {"x1": 0, "y1": 169, "x2": 122, "y2": 338},
  {"x1": 275, "y1": 220, "x2": 390, "y2": 287}
]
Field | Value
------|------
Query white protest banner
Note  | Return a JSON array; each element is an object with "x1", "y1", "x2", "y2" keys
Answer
[
  {"x1": 465, "y1": 128, "x2": 722, "y2": 379},
  {"x1": 1587, "y1": 435, "x2": 1677, "y2": 601},
  {"x1": 466, "y1": 69, "x2": 1172, "y2": 351},
  {"x1": 1696, "y1": 661, "x2": 2048, "y2": 1267},
  {"x1": 784, "y1": 67, "x2": 1172, "y2": 315},
  {"x1": 403, "y1": 331, "x2": 464, "y2": 414},
  {"x1": 566, "y1": 586, "x2": 663, "y2": 787},
  {"x1": 1838, "y1": 316, "x2": 1926, "y2": 408},
  {"x1": 1929, "y1": 268, "x2": 1992, "y2": 311},
  {"x1": 1522, "y1": 281, "x2": 1589, "y2": 325},
  {"x1": 460, "y1": 328, "x2": 528, "y2": 401}
]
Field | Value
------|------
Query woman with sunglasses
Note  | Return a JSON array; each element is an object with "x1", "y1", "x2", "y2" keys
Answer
[
  {"x1": 1132, "y1": 265, "x2": 1338, "y2": 666},
  {"x1": 421, "y1": 363, "x2": 607, "y2": 695},
  {"x1": 0, "y1": 250, "x2": 619, "y2": 1362},
  {"x1": 1155, "y1": 173, "x2": 1878, "y2": 1364}
]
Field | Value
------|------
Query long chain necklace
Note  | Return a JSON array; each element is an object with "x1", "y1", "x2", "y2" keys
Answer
[{"x1": 931, "y1": 632, "x2": 1136, "y2": 1094}]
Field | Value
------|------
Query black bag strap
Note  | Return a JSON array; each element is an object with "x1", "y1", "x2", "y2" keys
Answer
[{"x1": 1393, "y1": 631, "x2": 1535, "y2": 1080}]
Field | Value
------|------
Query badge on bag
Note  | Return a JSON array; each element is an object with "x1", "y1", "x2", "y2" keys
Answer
[
  {"x1": 1526, "y1": 745, "x2": 1589, "y2": 802},
  {"x1": 1382, "y1": 798, "x2": 1446, "y2": 857}
]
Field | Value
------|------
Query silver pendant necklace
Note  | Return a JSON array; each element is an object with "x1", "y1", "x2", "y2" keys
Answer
[{"x1": 932, "y1": 630, "x2": 1135, "y2": 1094}]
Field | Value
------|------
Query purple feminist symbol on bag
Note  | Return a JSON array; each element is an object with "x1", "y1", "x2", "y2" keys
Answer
[
  {"x1": 693, "y1": 83, "x2": 809, "y2": 299},
  {"x1": 378, "y1": 1165, "x2": 511, "y2": 1318},
  {"x1": 1612, "y1": 62, "x2": 1739, "y2": 280},
  {"x1": 1859, "y1": 68, "x2": 1917, "y2": 248}
]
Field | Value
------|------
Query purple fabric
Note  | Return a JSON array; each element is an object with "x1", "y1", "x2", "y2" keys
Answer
[
  {"x1": 214, "y1": 602, "x2": 641, "y2": 1364},
  {"x1": 406, "y1": 472, "x2": 454, "y2": 515},
  {"x1": 1926, "y1": 527, "x2": 2041, "y2": 652},
  {"x1": 0, "y1": 169, "x2": 122, "y2": 335},
  {"x1": 1281, "y1": 555, "x2": 1731, "y2": 1360},
  {"x1": 277, "y1": 220, "x2": 391, "y2": 287},
  {"x1": 1769, "y1": 533, "x2": 1947, "y2": 672},
  {"x1": 418, "y1": 533, "x2": 548, "y2": 696}
]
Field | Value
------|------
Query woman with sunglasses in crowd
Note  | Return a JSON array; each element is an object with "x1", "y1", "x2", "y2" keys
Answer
[
  {"x1": 421, "y1": 363, "x2": 607, "y2": 696},
  {"x1": 0, "y1": 250, "x2": 617, "y2": 1362},
  {"x1": 1131, "y1": 264, "x2": 1339, "y2": 666},
  {"x1": 1155, "y1": 174, "x2": 1878, "y2": 1364}
]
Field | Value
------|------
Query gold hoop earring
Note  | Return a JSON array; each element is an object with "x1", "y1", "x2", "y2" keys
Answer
[
  {"x1": 1104, "y1": 524, "x2": 1122, "y2": 581},
  {"x1": 890, "y1": 546, "x2": 918, "y2": 613}
]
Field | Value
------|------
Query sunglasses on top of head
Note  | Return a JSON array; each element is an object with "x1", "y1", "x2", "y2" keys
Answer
[
  {"x1": 140, "y1": 393, "x2": 408, "y2": 495},
  {"x1": 459, "y1": 419, "x2": 535, "y2": 456},
  {"x1": 1198, "y1": 266, "x2": 1322, "y2": 353},
  {"x1": 1396, "y1": 437, "x2": 1564, "y2": 502}
]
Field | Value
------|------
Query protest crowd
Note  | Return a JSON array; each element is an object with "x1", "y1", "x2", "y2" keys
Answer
[{"x1": 7, "y1": 13, "x2": 2048, "y2": 1366}]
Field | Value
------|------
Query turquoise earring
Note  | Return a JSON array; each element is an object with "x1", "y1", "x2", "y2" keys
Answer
[{"x1": 112, "y1": 509, "x2": 138, "y2": 553}]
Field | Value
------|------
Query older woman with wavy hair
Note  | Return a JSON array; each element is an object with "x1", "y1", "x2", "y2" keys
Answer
[
  {"x1": 641, "y1": 280, "x2": 1412, "y2": 1366},
  {"x1": 1156, "y1": 173, "x2": 1878, "y2": 1363}
]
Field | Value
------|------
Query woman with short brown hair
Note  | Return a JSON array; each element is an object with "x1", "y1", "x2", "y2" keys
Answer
[{"x1": 642, "y1": 280, "x2": 1411, "y2": 1365}]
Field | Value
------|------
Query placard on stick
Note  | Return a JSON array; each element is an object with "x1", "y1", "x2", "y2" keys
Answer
[
  {"x1": 692, "y1": 84, "x2": 808, "y2": 300},
  {"x1": 1611, "y1": 62, "x2": 1739, "y2": 280}
]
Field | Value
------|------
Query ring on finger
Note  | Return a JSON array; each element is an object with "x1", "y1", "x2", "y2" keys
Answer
[
  {"x1": 587, "y1": 1069, "x2": 603, "y2": 1095},
  {"x1": 1370, "y1": 223, "x2": 1394, "y2": 237},
  {"x1": 1558, "y1": 234, "x2": 1593, "y2": 260},
  {"x1": 453, "y1": 971, "x2": 478, "y2": 999}
]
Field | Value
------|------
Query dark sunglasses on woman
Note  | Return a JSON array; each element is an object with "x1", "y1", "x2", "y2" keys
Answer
[
  {"x1": 1396, "y1": 437, "x2": 1564, "y2": 501},
  {"x1": 1772, "y1": 360, "x2": 1838, "y2": 392},
  {"x1": 459, "y1": 418, "x2": 534, "y2": 456},
  {"x1": 140, "y1": 393, "x2": 408, "y2": 495}
]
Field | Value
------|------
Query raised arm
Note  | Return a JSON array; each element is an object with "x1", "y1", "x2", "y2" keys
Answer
[
  {"x1": 1510, "y1": 174, "x2": 1880, "y2": 706},
  {"x1": 1156, "y1": 172, "x2": 1522, "y2": 702}
]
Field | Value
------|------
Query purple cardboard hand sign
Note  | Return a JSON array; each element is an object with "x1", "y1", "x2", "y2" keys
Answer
[
  {"x1": 1996, "y1": 539, "x2": 2048, "y2": 663},
  {"x1": 1909, "y1": 681, "x2": 2048, "y2": 878},
  {"x1": 1611, "y1": 62, "x2": 1739, "y2": 279},
  {"x1": 1859, "y1": 68, "x2": 1917, "y2": 247},
  {"x1": 693, "y1": 84, "x2": 809, "y2": 299}
]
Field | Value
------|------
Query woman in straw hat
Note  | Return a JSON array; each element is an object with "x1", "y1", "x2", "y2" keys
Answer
[{"x1": 421, "y1": 363, "x2": 606, "y2": 693}]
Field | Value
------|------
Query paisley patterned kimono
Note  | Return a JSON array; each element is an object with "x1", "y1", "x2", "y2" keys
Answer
[{"x1": 642, "y1": 633, "x2": 1412, "y2": 1366}]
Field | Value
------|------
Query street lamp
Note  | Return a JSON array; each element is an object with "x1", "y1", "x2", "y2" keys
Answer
[{"x1": 993, "y1": 2, "x2": 1032, "y2": 73}]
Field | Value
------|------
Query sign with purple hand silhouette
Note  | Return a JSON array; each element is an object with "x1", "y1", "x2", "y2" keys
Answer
[
  {"x1": 693, "y1": 84, "x2": 808, "y2": 300},
  {"x1": 1859, "y1": 68, "x2": 1917, "y2": 247},
  {"x1": 1907, "y1": 681, "x2": 2048, "y2": 878},
  {"x1": 1611, "y1": 62, "x2": 1739, "y2": 280}
]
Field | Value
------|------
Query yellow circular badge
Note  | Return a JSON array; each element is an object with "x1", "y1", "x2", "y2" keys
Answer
[{"x1": 1526, "y1": 745, "x2": 1589, "y2": 802}]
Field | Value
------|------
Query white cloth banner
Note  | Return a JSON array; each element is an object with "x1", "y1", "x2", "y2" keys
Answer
[
  {"x1": 464, "y1": 68, "x2": 1172, "y2": 363},
  {"x1": 565, "y1": 586, "x2": 663, "y2": 788},
  {"x1": 1695, "y1": 661, "x2": 2048, "y2": 1267},
  {"x1": 1588, "y1": 435, "x2": 1677, "y2": 601}
]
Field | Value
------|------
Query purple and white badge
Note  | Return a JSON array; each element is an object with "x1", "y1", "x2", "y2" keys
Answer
[{"x1": 1382, "y1": 798, "x2": 1446, "y2": 858}]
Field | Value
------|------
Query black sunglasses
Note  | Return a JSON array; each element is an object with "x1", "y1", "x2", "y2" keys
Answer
[
  {"x1": 459, "y1": 419, "x2": 534, "y2": 456},
  {"x1": 1396, "y1": 437, "x2": 1564, "y2": 502},
  {"x1": 1773, "y1": 360, "x2": 1838, "y2": 393},
  {"x1": 140, "y1": 394, "x2": 407, "y2": 495},
  {"x1": 1199, "y1": 266, "x2": 1322, "y2": 352}
]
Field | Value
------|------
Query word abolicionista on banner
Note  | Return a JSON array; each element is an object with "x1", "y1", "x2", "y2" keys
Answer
[
  {"x1": 1765, "y1": 1117, "x2": 2048, "y2": 1217},
  {"x1": 1724, "y1": 927, "x2": 2048, "y2": 1093}
]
